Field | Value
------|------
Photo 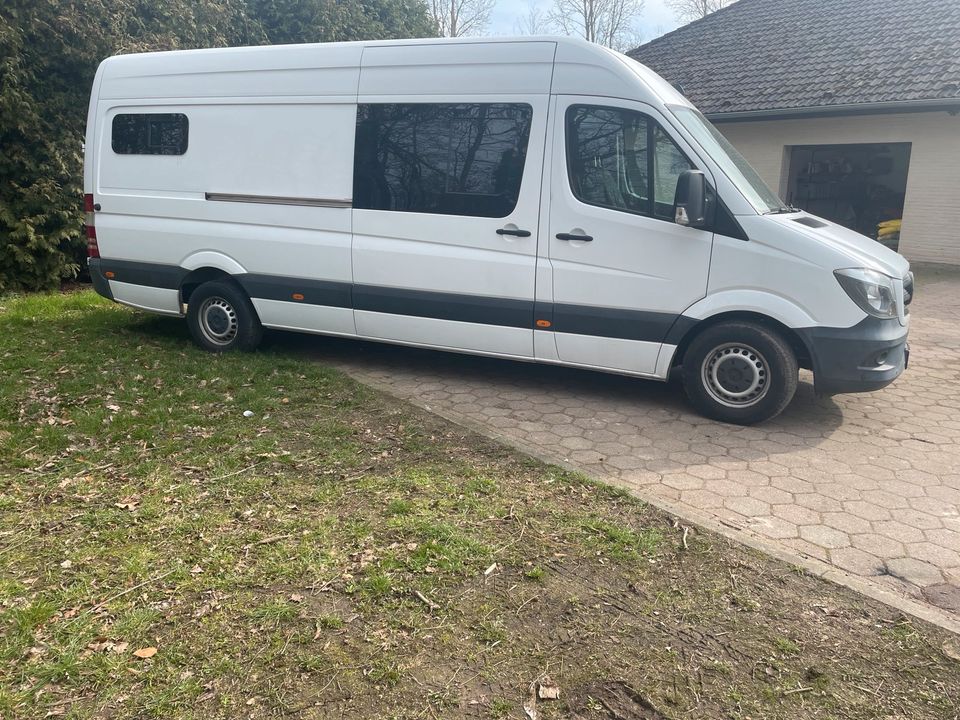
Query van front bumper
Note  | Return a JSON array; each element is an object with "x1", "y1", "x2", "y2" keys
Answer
[
  {"x1": 88, "y1": 258, "x2": 114, "y2": 301},
  {"x1": 799, "y1": 316, "x2": 909, "y2": 396}
]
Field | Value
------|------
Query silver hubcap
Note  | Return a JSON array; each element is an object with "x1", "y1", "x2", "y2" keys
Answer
[
  {"x1": 198, "y1": 297, "x2": 238, "y2": 346},
  {"x1": 702, "y1": 343, "x2": 770, "y2": 408}
]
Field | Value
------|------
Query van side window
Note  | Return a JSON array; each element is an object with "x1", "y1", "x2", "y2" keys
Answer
[
  {"x1": 566, "y1": 105, "x2": 692, "y2": 221},
  {"x1": 112, "y1": 113, "x2": 189, "y2": 155},
  {"x1": 353, "y1": 103, "x2": 532, "y2": 218},
  {"x1": 653, "y1": 126, "x2": 692, "y2": 219}
]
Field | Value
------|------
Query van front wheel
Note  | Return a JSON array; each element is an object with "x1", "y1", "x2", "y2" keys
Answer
[
  {"x1": 187, "y1": 280, "x2": 263, "y2": 353},
  {"x1": 682, "y1": 321, "x2": 798, "y2": 425}
]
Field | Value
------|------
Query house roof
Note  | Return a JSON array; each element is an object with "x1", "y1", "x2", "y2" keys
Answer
[{"x1": 628, "y1": 0, "x2": 960, "y2": 118}]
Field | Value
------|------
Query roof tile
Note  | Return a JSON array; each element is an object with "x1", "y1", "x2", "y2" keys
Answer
[{"x1": 628, "y1": 0, "x2": 960, "y2": 115}]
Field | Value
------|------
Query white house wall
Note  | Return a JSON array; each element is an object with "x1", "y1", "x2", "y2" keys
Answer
[{"x1": 716, "y1": 111, "x2": 960, "y2": 266}]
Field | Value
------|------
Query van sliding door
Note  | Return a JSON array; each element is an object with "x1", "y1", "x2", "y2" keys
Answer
[
  {"x1": 349, "y1": 41, "x2": 554, "y2": 357},
  {"x1": 350, "y1": 97, "x2": 548, "y2": 357}
]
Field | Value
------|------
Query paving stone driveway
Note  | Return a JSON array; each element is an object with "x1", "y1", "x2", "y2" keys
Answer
[{"x1": 306, "y1": 265, "x2": 960, "y2": 624}]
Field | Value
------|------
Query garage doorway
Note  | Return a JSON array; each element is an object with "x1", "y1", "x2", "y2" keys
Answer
[{"x1": 784, "y1": 143, "x2": 911, "y2": 251}]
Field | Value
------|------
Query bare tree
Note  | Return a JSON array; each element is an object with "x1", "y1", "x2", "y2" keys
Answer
[
  {"x1": 514, "y1": 0, "x2": 553, "y2": 35},
  {"x1": 548, "y1": 0, "x2": 645, "y2": 51},
  {"x1": 429, "y1": 0, "x2": 495, "y2": 37},
  {"x1": 666, "y1": 0, "x2": 732, "y2": 22}
]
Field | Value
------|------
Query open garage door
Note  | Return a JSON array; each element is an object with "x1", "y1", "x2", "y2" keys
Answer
[{"x1": 785, "y1": 143, "x2": 911, "y2": 251}]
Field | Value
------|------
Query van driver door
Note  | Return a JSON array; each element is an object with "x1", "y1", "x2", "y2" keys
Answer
[{"x1": 539, "y1": 96, "x2": 715, "y2": 376}]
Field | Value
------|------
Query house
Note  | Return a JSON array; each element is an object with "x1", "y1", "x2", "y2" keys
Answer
[{"x1": 629, "y1": 0, "x2": 960, "y2": 265}]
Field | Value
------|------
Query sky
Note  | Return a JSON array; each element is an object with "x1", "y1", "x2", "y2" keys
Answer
[{"x1": 486, "y1": 0, "x2": 681, "y2": 47}]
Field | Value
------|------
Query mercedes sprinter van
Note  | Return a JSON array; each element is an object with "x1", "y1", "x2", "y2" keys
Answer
[{"x1": 83, "y1": 37, "x2": 912, "y2": 424}]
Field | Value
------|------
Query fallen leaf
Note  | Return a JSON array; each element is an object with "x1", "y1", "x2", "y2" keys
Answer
[
  {"x1": 112, "y1": 642, "x2": 129, "y2": 654},
  {"x1": 537, "y1": 677, "x2": 560, "y2": 700},
  {"x1": 523, "y1": 681, "x2": 539, "y2": 720},
  {"x1": 190, "y1": 565, "x2": 204, "y2": 575},
  {"x1": 290, "y1": 593, "x2": 303, "y2": 603},
  {"x1": 133, "y1": 646, "x2": 157, "y2": 659},
  {"x1": 944, "y1": 638, "x2": 960, "y2": 662},
  {"x1": 60, "y1": 559, "x2": 73, "y2": 569}
]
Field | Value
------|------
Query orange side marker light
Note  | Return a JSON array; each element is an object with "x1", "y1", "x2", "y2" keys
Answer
[
  {"x1": 535, "y1": 319, "x2": 552, "y2": 328},
  {"x1": 104, "y1": 271, "x2": 115, "y2": 279},
  {"x1": 292, "y1": 293, "x2": 305, "y2": 301}
]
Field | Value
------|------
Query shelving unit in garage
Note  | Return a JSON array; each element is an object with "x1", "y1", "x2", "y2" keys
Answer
[{"x1": 785, "y1": 142, "x2": 911, "y2": 251}]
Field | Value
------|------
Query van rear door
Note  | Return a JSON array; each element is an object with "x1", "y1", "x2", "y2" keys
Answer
[{"x1": 539, "y1": 96, "x2": 714, "y2": 376}]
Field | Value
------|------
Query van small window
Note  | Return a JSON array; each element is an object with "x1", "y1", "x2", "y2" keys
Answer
[
  {"x1": 353, "y1": 103, "x2": 532, "y2": 218},
  {"x1": 566, "y1": 105, "x2": 691, "y2": 220},
  {"x1": 112, "y1": 113, "x2": 188, "y2": 155}
]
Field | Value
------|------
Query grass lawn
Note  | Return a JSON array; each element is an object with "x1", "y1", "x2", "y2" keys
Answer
[{"x1": 1, "y1": 289, "x2": 958, "y2": 719}]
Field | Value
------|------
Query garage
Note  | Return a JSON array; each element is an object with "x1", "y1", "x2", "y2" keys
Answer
[{"x1": 784, "y1": 143, "x2": 911, "y2": 251}]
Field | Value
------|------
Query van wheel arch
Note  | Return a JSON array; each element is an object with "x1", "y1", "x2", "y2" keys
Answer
[
  {"x1": 180, "y1": 267, "x2": 239, "y2": 307},
  {"x1": 672, "y1": 312, "x2": 812, "y2": 372}
]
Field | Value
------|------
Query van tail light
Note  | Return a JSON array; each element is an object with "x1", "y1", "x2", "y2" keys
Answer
[{"x1": 83, "y1": 193, "x2": 100, "y2": 258}]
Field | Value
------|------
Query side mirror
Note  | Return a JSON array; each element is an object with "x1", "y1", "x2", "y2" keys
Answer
[{"x1": 674, "y1": 169, "x2": 707, "y2": 228}]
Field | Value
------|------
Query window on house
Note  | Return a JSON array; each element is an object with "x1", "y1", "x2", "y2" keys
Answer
[
  {"x1": 112, "y1": 113, "x2": 189, "y2": 155},
  {"x1": 353, "y1": 103, "x2": 533, "y2": 218}
]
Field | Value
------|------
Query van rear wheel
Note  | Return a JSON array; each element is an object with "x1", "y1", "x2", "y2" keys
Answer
[
  {"x1": 682, "y1": 321, "x2": 798, "y2": 425},
  {"x1": 187, "y1": 280, "x2": 263, "y2": 353}
]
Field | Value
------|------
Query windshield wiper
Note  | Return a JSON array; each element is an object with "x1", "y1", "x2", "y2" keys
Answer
[{"x1": 763, "y1": 206, "x2": 798, "y2": 215}]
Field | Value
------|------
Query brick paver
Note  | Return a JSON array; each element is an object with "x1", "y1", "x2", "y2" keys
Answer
[{"x1": 306, "y1": 265, "x2": 960, "y2": 620}]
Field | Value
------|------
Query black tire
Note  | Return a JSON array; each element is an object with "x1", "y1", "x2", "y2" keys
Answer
[
  {"x1": 186, "y1": 280, "x2": 263, "y2": 353},
  {"x1": 682, "y1": 321, "x2": 798, "y2": 425}
]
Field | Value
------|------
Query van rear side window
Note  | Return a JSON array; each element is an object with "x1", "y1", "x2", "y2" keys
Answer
[
  {"x1": 353, "y1": 103, "x2": 532, "y2": 218},
  {"x1": 112, "y1": 113, "x2": 189, "y2": 155}
]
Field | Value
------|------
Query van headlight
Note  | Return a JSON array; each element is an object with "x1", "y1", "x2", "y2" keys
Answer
[{"x1": 834, "y1": 268, "x2": 897, "y2": 319}]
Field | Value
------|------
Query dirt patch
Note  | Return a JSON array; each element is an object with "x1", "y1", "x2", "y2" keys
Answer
[
  {"x1": 566, "y1": 681, "x2": 666, "y2": 719},
  {"x1": 922, "y1": 583, "x2": 960, "y2": 613}
]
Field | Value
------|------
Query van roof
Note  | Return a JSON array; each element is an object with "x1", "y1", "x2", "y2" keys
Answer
[{"x1": 95, "y1": 36, "x2": 691, "y2": 107}]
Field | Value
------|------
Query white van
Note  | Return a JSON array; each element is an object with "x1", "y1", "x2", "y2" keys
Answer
[{"x1": 83, "y1": 36, "x2": 912, "y2": 425}]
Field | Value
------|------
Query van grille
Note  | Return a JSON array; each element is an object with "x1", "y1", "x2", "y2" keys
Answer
[{"x1": 903, "y1": 272, "x2": 914, "y2": 312}]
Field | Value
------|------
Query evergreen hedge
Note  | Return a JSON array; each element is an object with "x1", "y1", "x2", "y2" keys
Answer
[{"x1": 0, "y1": 0, "x2": 434, "y2": 292}]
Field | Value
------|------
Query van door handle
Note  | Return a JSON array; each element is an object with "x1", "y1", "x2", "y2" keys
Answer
[
  {"x1": 556, "y1": 232, "x2": 593, "y2": 242},
  {"x1": 496, "y1": 227, "x2": 531, "y2": 237}
]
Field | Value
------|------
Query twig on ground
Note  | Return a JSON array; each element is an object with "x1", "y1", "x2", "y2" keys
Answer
[
  {"x1": 67, "y1": 568, "x2": 178, "y2": 623},
  {"x1": 244, "y1": 533, "x2": 293, "y2": 550},
  {"x1": 413, "y1": 589, "x2": 439, "y2": 611},
  {"x1": 209, "y1": 463, "x2": 261, "y2": 482},
  {"x1": 516, "y1": 594, "x2": 539, "y2": 617}
]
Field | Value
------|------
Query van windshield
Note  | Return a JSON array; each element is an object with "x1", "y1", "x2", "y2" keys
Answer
[{"x1": 669, "y1": 105, "x2": 790, "y2": 214}]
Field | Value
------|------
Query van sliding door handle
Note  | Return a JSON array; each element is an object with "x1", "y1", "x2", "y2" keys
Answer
[
  {"x1": 556, "y1": 232, "x2": 593, "y2": 242},
  {"x1": 496, "y1": 227, "x2": 532, "y2": 237}
]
